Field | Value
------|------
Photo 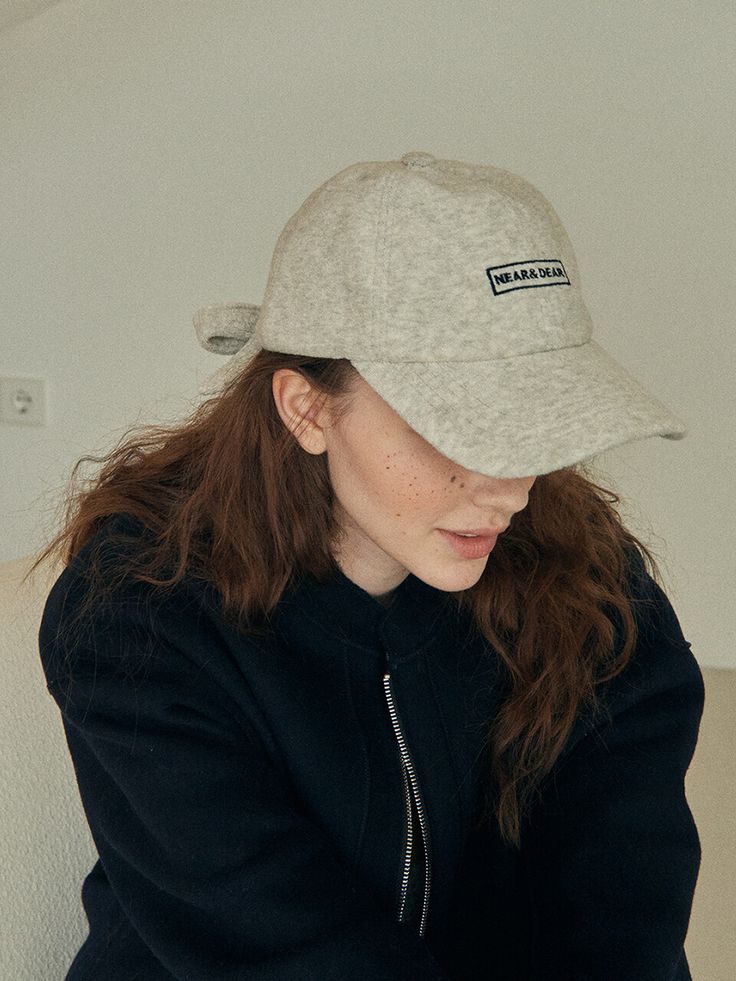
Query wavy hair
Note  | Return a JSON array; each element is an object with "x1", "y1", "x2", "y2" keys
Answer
[{"x1": 27, "y1": 349, "x2": 663, "y2": 850}]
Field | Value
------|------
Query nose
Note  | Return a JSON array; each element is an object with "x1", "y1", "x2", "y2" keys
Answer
[{"x1": 472, "y1": 475, "x2": 536, "y2": 520}]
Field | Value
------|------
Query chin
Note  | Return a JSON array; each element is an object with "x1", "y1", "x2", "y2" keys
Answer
[{"x1": 416, "y1": 560, "x2": 488, "y2": 594}]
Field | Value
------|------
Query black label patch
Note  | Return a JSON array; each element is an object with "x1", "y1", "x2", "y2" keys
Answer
[{"x1": 486, "y1": 259, "x2": 570, "y2": 296}]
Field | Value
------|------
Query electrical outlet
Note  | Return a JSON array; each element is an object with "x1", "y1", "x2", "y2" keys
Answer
[{"x1": 0, "y1": 376, "x2": 47, "y2": 426}]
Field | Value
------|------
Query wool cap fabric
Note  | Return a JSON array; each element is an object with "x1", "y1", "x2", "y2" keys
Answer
[{"x1": 193, "y1": 150, "x2": 687, "y2": 478}]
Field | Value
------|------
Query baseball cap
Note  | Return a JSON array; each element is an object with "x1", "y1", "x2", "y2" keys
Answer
[{"x1": 192, "y1": 149, "x2": 687, "y2": 479}]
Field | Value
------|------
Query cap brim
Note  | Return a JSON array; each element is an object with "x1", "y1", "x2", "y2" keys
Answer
[{"x1": 349, "y1": 339, "x2": 687, "y2": 478}]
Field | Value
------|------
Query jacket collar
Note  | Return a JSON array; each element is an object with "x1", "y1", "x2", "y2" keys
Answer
[{"x1": 273, "y1": 562, "x2": 462, "y2": 664}]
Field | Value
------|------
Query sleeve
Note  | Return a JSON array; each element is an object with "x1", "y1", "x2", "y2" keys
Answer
[
  {"x1": 520, "y1": 553, "x2": 706, "y2": 981},
  {"x1": 38, "y1": 572, "x2": 451, "y2": 981}
]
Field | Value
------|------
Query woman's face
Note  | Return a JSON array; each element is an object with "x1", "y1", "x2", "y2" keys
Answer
[{"x1": 272, "y1": 369, "x2": 537, "y2": 603}]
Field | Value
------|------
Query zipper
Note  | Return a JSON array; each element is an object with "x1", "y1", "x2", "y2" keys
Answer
[{"x1": 382, "y1": 670, "x2": 432, "y2": 937}]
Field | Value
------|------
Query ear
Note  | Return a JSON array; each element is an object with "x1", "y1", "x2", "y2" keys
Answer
[{"x1": 271, "y1": 369, "x2": 330, "y2": 455}]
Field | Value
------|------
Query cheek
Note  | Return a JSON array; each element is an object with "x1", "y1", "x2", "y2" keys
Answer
[
  {"x1": 328, "y1": 441, "x2": 409, "y2": 516},
  {"x1": 376, "y1": 442, "x2": 452, "y2": 519},
  {"x1": 329, "y1": 413, "x2": 456, "y2": 521}
]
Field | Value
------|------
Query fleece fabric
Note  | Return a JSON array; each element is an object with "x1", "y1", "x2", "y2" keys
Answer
[
  {"x1": 196, "y1": 151, "x2": 688, "y2": 479},
  {"x1": 37, "y1": 513, "x2": 705, "y2": 980}
]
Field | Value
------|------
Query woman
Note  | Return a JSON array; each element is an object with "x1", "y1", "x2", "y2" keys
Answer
[{"x1": 33, "y1": 150, "x2": 704, "y2": 980}]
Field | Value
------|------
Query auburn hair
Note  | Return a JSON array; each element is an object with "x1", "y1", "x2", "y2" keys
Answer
[{"x1": 27, "y1": 349, "x2": 663, "y2": 850}]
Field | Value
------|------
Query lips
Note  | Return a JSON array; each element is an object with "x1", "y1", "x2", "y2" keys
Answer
[
  {"x1": 437, "y1": 529, "x2": 501, "y2": 559},
  {"x1": 442, "y1": 526, "x2": 508, "y2": 537}
]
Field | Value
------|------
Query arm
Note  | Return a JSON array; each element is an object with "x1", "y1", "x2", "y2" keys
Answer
[
  {"x1": 39, "y1": 571, "x2": 450, "y2": 981},
  {"x1": 521, "y1": 558, "x2": 705, "y2": 980}
]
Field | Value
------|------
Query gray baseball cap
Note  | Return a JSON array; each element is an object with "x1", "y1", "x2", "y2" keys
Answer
[{"x1": 193, "y1": 150, "x2": 687, "y2": 478}]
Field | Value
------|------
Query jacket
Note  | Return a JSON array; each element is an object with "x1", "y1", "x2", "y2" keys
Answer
[{"x1": 38, "y1": 512, "x2": 706, "y2": 980}]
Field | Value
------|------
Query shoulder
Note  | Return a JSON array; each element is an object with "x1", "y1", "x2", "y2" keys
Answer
[
  {"x1": 617, "y1": 545, "x2": 702, "y2": 695},
  {"x1": 38, "y1": 513, "x2": 220, "y2": 689},
  {"x1": 560, "y1": 546, "x2": 704, "y2": 759},
  {"x1": 623, "y1": 545, "x2": 694, "y2": 654},
  {"x1": 38, "y1": 513, "x2": 272, "y2": 745}
]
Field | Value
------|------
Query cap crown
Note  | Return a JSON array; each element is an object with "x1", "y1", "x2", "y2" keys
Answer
[{"x1": 256, "y1": 150, "x2": 593, "y2": 362}]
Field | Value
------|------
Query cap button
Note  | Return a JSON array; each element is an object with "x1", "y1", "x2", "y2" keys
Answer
[{"x1": 400, "y1": 150, "x2": 436, "y2": 169}]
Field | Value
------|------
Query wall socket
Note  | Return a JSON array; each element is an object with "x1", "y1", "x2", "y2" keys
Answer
[{"x1": 0, "y1": 376, "x2": 48, "y2": 426}]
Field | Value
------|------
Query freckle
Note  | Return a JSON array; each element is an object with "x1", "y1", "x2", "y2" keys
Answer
[{"x1": 450, "y1": 475, "x2": 456, "y2": 482}]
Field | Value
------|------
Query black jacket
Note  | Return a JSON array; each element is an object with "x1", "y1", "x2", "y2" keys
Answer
[{"x1": 38, "y1": 514, "x2": 705, "y2": 980}]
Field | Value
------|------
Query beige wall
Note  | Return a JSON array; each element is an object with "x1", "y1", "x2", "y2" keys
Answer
[{"x1": 1, "y1": 0, "x2": 733, "y2": 665}]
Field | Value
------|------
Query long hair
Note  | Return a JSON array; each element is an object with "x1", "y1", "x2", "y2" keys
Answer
[{"x1": 26, "y1": 348, "x2": 664, "y2": 850}]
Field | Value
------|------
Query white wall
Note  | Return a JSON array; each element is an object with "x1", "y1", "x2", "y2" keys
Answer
[{"x1": 1, "y1": 0, "x2": 733, "y2": 667}]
